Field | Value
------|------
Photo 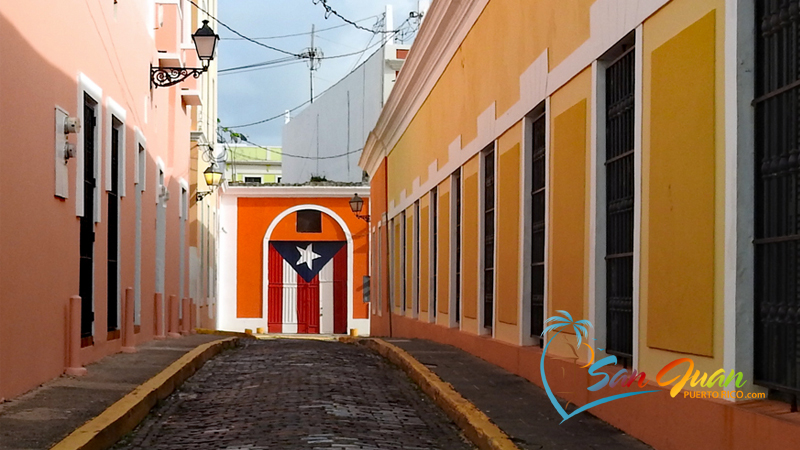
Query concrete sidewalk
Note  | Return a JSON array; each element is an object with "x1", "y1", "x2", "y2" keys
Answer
[
  {"x1": 387, "y1": 338, "x2": 651, "y2": 450},
  {"x1": 0, "y1": 334, "x2": 225, "y2": 450}
]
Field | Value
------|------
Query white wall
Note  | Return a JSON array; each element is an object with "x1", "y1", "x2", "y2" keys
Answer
[{"x1": 282, "y1": 45, "x2": 408, "y2": 183}]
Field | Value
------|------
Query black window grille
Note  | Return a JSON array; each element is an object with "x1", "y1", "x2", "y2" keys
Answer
[
  {"x1": 454, "y1": 169, "x2": 462, "y2": 323},
  {"x1": 414, "y1": 201, "x2": 420, "y2": 316},
  {"x1": 484, "y1": 148, "x2": 495, "y2": 329},
  {"x1": 605, "y1": 48, "x2": 635, "y2": 359},
  {"x1": 107, "y1": 120, "x2": 121, "y2": 333},
  {"x1": 431, "y1": 187, "x2": 438, "y2": 318},
  {"x1": 754, "y1": 0, "x2": 800, "y2": 398},
  {"x1": 297, "y1": 210, "x2": 322, "y2": 233},
  {"x1": 244, "y1": 176, "x2": 261, "y2": 183},
  {"x1": 531, "y1": 113, "x2": 546, "y2": 339},
  {"x1": 401, "y1": 211, "x2": 407, "y2": 312},
  {"x1": 79, "y1": 95, "x2": 96, "y2": 343}
]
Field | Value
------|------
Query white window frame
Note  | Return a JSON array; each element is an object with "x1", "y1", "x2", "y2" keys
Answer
[
  {"x1": 477, "y1": 142, "x2": 497, "y2": 336},
  {"x1": 76, "y1": 73, "x2": 103, "y2": 221},
  {"x1": 105, "y1": 98, "x2": 126, "y2": 197}
]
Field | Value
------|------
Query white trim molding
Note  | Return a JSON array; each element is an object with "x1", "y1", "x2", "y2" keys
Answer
[
  {"x1": 105, "y1": 97, "x2": 127, "y2": 197},
  {"x1": 76, "y1": 73, "x2": 103, "y2": 220}
]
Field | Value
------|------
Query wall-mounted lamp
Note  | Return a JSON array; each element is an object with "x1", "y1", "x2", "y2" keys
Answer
[
  {"x1": 151, "y1": 20, "x2": 219, "y2": 88},
  {"x1": 196, "y1": 161, "x2": 224, "y2": 201},
  {"x1": 349, "y1": 193, "x2": 370, "y2": 222}
]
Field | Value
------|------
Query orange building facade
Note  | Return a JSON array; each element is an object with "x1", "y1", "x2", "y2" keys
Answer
[{"x1": 218, "y1": 186, "x2": 371, "y2": 335}]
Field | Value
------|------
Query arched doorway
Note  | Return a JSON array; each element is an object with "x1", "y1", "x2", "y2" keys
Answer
[{"x1": 262, "y1": 205, "x2": 352, "y2": 334}]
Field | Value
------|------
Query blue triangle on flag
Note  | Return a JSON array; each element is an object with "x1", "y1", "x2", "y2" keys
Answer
[{"x1": 271, "y1": 241, "x2": 346, "y2": 283}]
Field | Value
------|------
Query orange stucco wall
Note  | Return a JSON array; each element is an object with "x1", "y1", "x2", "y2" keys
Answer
[{"x1": 235, "y1": 197, "x2": 370, "y2": 321}]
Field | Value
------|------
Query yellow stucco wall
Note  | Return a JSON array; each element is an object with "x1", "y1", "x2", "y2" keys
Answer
[
  {"x1": 495, "y1": 123, "x2": 523, "y2": 344},
  {"x1": 647, "y1": 11, "x2": 716, "y2": 357},
  {"x1": 436, "y1": 178, "x2": 451, "y2": 324},
  {"x1": 639, "y1": 0, "x2": 726, "y2": 381},
  {"x1": 386, "y1": 0, "x2": 594, "y2": 207},
  {"x1": 549, "y1": 71, "x2": 591, "y2": 325},
  {"x1": 420, "y1": 194, "x2": 430, "y2": 315}
]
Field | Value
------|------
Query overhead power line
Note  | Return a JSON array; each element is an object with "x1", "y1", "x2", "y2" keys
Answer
[
  {"x1": 188, "y1": 0, "x2": 303, "y2": 57},
  {"x1": 219, "y1": 15, "x2": 380, "y2": 40},
  {"x1": 311, "y1": 0, "x2": 400, "y2": 34},
  {"x1": 243, "y1": 138, "x2": 362, "y2": 160}
]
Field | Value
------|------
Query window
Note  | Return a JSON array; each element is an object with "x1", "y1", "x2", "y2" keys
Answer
[
  {"x1": 79, "y1": 94, "x2": 98, "y2": 346},
  {"x1": 431, "y1": 186, "x2": 438, "y2": 320},
  {"x1": 414, "y1": 200, "x2": 420, "y2": 317},
  {"x1": 753, "y1": 0, "x2": 800, "y2": 397},
  {"x1": 377, "y1": 226, "x2": 383, "y2": 315},
  {"x1": 276, "y1": 176, "x2": 282, "y2": 183},
  {"x1": 483, "y1": 147, "x2": 496, "y2": 330},
  {"x1": 388, "y1": 218, "x2": 395, "y2": 312},
  {"x1": 453, "y1": 169, "x2": 462, "y2": 324},
  {"x1": 531, "y1": 112, "x2": 546, "y2": 339},
  {"x1": 297, "y1": 210, "x2": 322, "y2": 233},
  {"x1": 244, "y1": 176, "x2": 261, "y2": 183},
  {"x1": 401, "y1": 210, "x2": 407, "y2": 313},
  {"x1": 107, "y1": 117, "x2": 122, "y2": 336},
  {"x1": 605, "y1": 46, "x2": 635, "y2": 360}
]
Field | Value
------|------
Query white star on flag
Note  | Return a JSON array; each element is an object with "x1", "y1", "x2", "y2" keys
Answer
[{"x1": 296, "y1": 243, "x2": 321, "y2": 269}]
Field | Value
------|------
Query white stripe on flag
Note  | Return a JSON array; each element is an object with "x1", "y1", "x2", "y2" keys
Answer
[
  {"x1": 319, "y1": 258, "x2": 334, "y2": 334},
  {"x1": 282, "y1": 258, "x2": 298, "y2": 333}
]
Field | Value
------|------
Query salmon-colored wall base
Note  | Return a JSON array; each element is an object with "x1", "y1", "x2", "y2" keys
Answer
[{"x1": 377, "y1": 314, "x2": 800, "y2": 450}]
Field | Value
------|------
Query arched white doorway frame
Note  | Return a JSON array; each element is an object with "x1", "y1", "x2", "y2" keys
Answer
[{"x1": 262, "y1": 204, "x2": 353, "y2": 333}]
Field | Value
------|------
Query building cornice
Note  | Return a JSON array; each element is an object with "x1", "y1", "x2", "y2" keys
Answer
[
  {"x1": 359, "y1": 0, "x2": 490, "y2": 177},
  {"x1": 223, "y1": 186, "x2": 370, "y2": 199}
]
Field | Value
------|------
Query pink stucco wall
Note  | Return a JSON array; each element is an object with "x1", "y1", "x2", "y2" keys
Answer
[{"x1": 0, "y1": 1, "x2": 197, "y2": 400}]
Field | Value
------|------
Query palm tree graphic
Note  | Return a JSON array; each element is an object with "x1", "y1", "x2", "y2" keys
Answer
[{"x1": 540, "y1": 310, "x2": 658, "y2": 423}]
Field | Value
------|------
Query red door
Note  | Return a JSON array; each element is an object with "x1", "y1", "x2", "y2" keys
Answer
[
  {"x1": 297, "y1": 275, "x2": 320, "y2": 334},
  {"x1": 333, "y1": 246, "x2": 347, "y2": 334}
]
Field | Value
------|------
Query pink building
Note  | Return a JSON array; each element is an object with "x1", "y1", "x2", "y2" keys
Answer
[{"x1": 0, "y1": 0, "x2": 214, "y2": 401}]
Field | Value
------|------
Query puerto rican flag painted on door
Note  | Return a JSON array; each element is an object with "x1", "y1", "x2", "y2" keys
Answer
[{"x1": 267, "y1": 241, "x2": 347, "y2": 334}]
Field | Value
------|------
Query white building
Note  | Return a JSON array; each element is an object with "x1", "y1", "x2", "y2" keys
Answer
[{"x1": 281, "y1": 41, "x2": 411, "y2": 183}]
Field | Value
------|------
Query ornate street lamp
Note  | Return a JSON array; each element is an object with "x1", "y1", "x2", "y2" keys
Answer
[
  {"x1": 349, "y1": 193, "x2": 369, "y2": 222},
  {"x1": 197, "y1": 161, "x2": 224, "y2": 201},
  {"x1": 151, "y1": 20, "x2": 219, "y2": 88}
]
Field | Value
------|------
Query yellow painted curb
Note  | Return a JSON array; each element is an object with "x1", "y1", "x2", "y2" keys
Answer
[
  {"x1": 50, "y1": 337, "x2": 238, "y2": 450},
  {"x1": 194, "y1": 328, "x2": 257, "y2": 339},
  {"x1": 344, "y1": 338, "x2": 520, "y2": 450}
]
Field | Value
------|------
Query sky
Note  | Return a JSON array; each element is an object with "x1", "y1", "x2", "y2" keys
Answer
[{"x1": 216, "y1": 0, "x2": 420, "y2": 146}]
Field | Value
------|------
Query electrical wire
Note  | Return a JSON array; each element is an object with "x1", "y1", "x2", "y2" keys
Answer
[
  {"x1": 219, "y1": 60, "x2": 306, "y2": 76},
  {"x1": 219, "y1": 15, "x2": 380, "y2": 40},
  {"x1": 219, "y1": 56, "x2": 299, "y2": 73},
  {"x1": 243, "y1": 138, "x2": 362, "y2": 160},
  {"x1": 311, "y1": 0, "x2": 399, "y2": 34},
  {"x1": 188, "y1": 0, "x2": 303, "y2": 57}
]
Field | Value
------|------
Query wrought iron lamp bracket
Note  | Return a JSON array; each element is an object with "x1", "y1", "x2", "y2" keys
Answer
[{"x1": 151, "y1": 64, "x2": 208, "y2": 89}]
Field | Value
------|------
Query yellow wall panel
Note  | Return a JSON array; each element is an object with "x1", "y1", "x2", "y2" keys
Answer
[
  {"x1": 462, "y1": 155, "x2": 480, "y2": 321},
  {"x1": 496, "y1": 123, "x2": 522, "y2": 326},
  {"x1": 646, "y1": 12, "x2": 716, "y2": 357},
  {"x1": 549, "y1": 99, "x2": 587, "y2": 323},
  {"x1": 420, "y1": 194, "x2": 430, "y2": 314},
  {"x1": 437, "y1": 179, "x2": 451, "y2": 318}
]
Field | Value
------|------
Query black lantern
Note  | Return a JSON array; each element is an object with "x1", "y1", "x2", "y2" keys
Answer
[
  {"x1": 349, "y1": 194, "x2": 369, "y2": 222},
  {"x1": 151, "y1": 20, "x2": 219, "y2": 88}
]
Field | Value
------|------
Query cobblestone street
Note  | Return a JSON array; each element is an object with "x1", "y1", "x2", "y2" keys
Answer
[{"x1": 113, "y1": 339, "x2": 474, "y2": 450}]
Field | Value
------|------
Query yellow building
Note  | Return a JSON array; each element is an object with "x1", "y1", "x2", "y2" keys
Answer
[{"x1": 360, "y1": 0, "x2": 800, "y2": 447}]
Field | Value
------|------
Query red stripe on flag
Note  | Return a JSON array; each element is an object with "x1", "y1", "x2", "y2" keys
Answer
[
  {"x1": 267, "y1": 244, "x2": 283, "y2": 333},
  {"x1": 333, "y1": 245, "x2": 347, "y2": 334},
  {"x1": 297, "y1": 272, "x2": 320, "y2": 334}
]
